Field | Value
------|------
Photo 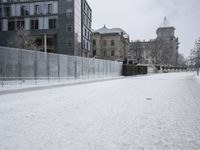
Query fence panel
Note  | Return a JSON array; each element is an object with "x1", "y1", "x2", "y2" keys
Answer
[
  {"x1": 21, "y1": 50, "x2": 35, "y2": 80},
  {"x1": 48, "y1": 53, "x2": 59, "y2": 79},
  {"x1": 0, "y1": 46, "x2": 122, "y2": 86},
  {"x1": 59, "y1": 55, "x2": 68, "y2": 80}
]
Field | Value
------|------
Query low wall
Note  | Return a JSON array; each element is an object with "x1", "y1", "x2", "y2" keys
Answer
[{"x1": 122, "y1": 65, "x2": 148, "y2": 76}]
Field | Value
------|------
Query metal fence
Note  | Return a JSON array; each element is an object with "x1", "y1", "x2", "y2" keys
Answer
[{"x1": 0, "y1": 46, "x2": 122, "y2": 87}]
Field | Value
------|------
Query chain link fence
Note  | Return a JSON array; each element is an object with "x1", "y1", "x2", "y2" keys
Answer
[{"x1": 0, "y1": 46, "x2": 122, "y2": 87}]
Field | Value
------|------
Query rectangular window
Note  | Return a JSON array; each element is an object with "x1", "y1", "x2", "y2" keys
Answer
[
  {"x1": 103, "y1": 40, "x2": 107, "y2": 46},
  {"x1": 4, "y1": 5, "x2": 10, "y2": 17},
  {"x1": 49, "y1": 18, "x2": 57, "y2": 29},
  {"x1": 48, "y1": 4, "x2": 52, "y2": 14},
  {"x1": 103, "y1": 51, "x2": 107, "y2": 56},
  {"x1": 8, "y1": 20, "x2": 15, "y2": 31},
  {"x1": 111, "y1": 50, "x2": 115, "y2": 56},
  {"x1": 93, "y1": 40, "x2": 96, "y2": 46},
  {"x1": 17, "y1": 20, "x2": 25, "y2": 30},
  {"x1": 0, "y1": 21, "x2": 2, "y2": 31},
  {"x1": 85, "y1": 28, "x2": 87, "y2": 37},
  {"x1": 93, "y1": 50, "x2": 96, "y2": 57},
  {"x1": 35, "y1": 38, "x2": 43, "y2": 47},
  {"x1": 66, "y1": 24, "x2": 72, "y2": 32},
  {"x1": 0, "y1": 6, "x2": 2, "y2": 17},
  {"x1": 35, "y1": 4, "x2": 42, "y2": 15},
  {"x1": 21, "y1": 5, "x2": 29, "y2": 16},
  {"x1": 66, "y1": 8, "x2": 72, "y2": 17},
  {"x1": 111, "y1": 40, "x2": 115, "y2": 46},
  {"x1": 30, "y1": 19, "x2": 39, "y2": 30},
  {"x1": 67, "y1": 39, "x2": 73, "y2": 48}
]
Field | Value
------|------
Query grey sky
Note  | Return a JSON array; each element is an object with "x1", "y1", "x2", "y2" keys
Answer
[{"x1": 87, "y1": 0, "x2": 200, "y2": 57}]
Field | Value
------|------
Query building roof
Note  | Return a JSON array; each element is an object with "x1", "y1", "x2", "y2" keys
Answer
[{"x1": 93, "y1": 25, "x2": 129, "y2": 38}]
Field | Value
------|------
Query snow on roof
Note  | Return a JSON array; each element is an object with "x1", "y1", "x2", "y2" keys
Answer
[{"x1": 93, "y1": 25, "x2": 129, "y2": 38}]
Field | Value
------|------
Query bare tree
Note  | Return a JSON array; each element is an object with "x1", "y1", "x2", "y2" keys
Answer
[
  {"x1": 189, "y1": 37, "x2": 200, "y2": 75},
  {"x1": 132, "y1": 41, "x2": 144, "y2": 64},
  {"x1": 150, "y1": 39, "x2": 164, "y2": 65},
  {"x1": 178, "y1": 53, "x2": 186, "y2": 66},
  {"x1": 7, "y1": 29, "x2": 38, "y2": 50}
]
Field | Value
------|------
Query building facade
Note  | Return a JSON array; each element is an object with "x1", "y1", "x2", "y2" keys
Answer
[
  {"x1": 0, "y1": 0, "x2": 92, "y2": 56},
  {"x1": 92, "y1": 25, "x2": 129, "y2": 61},
  {"x1": 129, "y1": 18, "x2": 179, "y2": 66}
]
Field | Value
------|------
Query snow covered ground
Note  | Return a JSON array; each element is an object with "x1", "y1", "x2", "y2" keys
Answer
[{"x1": 0, "y1": 72, "x2": 200, "y2": 150}]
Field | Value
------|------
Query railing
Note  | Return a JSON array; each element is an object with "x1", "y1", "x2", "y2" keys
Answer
[{"x1": 0, "y1": 46, "x2": 122, "y2": 87}]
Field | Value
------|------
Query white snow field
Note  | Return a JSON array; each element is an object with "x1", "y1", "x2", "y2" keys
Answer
[{"x1": 0, "y1": 72, "x2": 200, "y2": 150}]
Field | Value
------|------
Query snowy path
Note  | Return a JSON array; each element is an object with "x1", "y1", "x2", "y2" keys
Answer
[{"x1": 0, "y1": 73, "x2": 200, "y2": 150}]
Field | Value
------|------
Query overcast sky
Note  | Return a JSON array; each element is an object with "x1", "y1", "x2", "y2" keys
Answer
[{"x1": 87, "y1": 0, "x2": 200, "y2": 57}]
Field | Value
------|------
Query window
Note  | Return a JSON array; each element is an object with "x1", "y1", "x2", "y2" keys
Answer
[
  {"x1": 93, "y1": 40, "x2": 96, "y2": 46},
  {"x1": 67, "y1": 24, "x2": 72, "y2": 32},
  {"x1": 93, "y1": 50, "x2": 96, "y2": 57},
  {"x1": 88, "y1": 31, "x2": 90, "y2": 39},
  {"x1": 0, "y1": 21, "x2": 2, "y2": 31},
  {"x1": 35, "y1": 38, "x2": 43, "y2": 47},
  {"x1": 30, "y1": 19, "x2": 39, "y2": 30},
  {"x1": 8, "y1": 20, "x2": 15, "y2": 31},
  {"x1": 21, "y1": 4, "x2": 29, "y2": 16},
  {"x1": 47, "y1": 38, "x2": 54, "y2": 47},
  {"x1": 111, "y1": 40, "x2": 115, "y2": 46},
  {"x1": 103, "y1": 40, "x2": 107, "y2": 46},
  {"x1": 0, "y1": 6, "x2": 2, "y2": 17},
  {"x1": 17, "y1": 20, "x2": 25, "y2": 30},
  {"x1": 48, "y1": 4, "x2": 52, "y2": 14},
  {"x1": 103, "y1": 51, "x2": 107, "y2": 56},
  {"x1": 67, "y1": 39, "x2": 73, "y2": 48},
  {"x1": 66, "y1": 9, "x2": 72, "y2": 17},
  {"x1": 49, "y1": 19, "x2": 57, "y2": 29},
  {"x1": 85, "y1": 28, "x2": 87, "y2": 37},
  {"x1": 35, "y1": 4, "x2": 42, "y2": 15},
  {"x1": 4, "y1": 5, "x2": 10, "y2": 17},
  {"x1": 111, "y1": 50, "x2": 115, "y2": 56},
  {"x1": 86, "y1": 42, "x2": 88, "y2": 50}
]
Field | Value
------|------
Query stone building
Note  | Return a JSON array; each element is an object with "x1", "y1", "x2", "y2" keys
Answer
[
  {"x1": 0, "y1": 0, "x2": 92, "y2": 56},
  {"x1": 91, "y1": 25, "x2": 129, "y2": 60},
  {"x1": 129, "y1": 18, "x2": 179, "y2": 66}
]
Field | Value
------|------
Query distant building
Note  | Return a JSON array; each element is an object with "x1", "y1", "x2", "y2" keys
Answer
[
  {"x1": 129, "y1": 18, "x2": 179, "y2": 66},
  {"x1": 91, "y1": 25, "x2": 129, "y2": 60},
  {"x1": 0, "y1": 0, "x2": 92, "y2": 56}
]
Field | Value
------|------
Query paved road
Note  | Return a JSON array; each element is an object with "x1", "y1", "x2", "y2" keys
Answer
[{"x1": 0, "y1": 73, "x2": 200, "y2": 150}]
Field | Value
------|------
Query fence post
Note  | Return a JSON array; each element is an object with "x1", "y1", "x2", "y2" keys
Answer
[
  {"x1": 93, "y1": 58, "x2": 95, "y2": 79},
  {"x1": 57, "y1": 54, "x2": 60, "y2": 82},
  {"x1": 98, "y1": 59, "x2": 100, "y2": 78},
  {"x1": 87, "y1": 58, "x2": 89, "y2": 79},
  {"x1": 67, "y1": 56, "x2": 70, "y2": 80},
  {"x1": 82, "y1": 57, "x2": 84, "y2": 80},
  {"x1": 18, "y1": 49, "x2": 22, "y2": 85},
  {"x1": 1, "y1": 54, "x2": 4, "y2": 87},
  {"x1": 34, "y1": 51, "x2": 37, "y2": 85},
  {"x1": 47, "y1": 53, "x2": 50, "y2": 83},
  {"x1": 75, "y1": 57, "x2": 77, "y2": 79}
]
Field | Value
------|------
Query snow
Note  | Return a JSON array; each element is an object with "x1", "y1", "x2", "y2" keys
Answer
[
  {"x1": 0, "y1": 76, "x2": 123, "y2": 92},
  {"x1": 0, "y1": 72, "x2": 200, "y2": 150}
]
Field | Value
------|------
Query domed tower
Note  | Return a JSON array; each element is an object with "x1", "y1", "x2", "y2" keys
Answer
[
  {"x1": 155, "y1": 17, "x2": 179, "y2": 66},
  {"x1": 156, "y1": 17, "x2": 175, "y2": 39}
]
